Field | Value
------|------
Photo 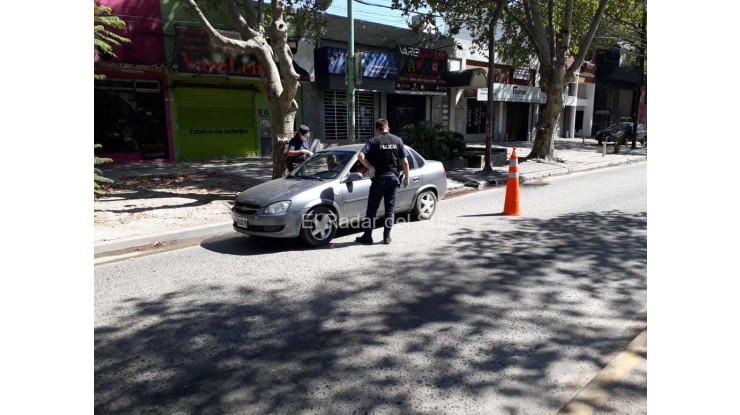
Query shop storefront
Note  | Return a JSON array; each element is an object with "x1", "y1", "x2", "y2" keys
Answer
[
  {"x1": 475, "y1": 84, "x2": 547, "y2": 141},
  {"x1": 387, "y1": 47, "x2": 449, "y2": 136},
  {"x1": 168, "y1": 25, "x2": 303, "y2": 159},
  {"x1": 314, "y1": 46, "x2": 398, "y2": 144},
  {"x1": 94, "y1": 72, "x2": 170, "y2": 162},
  {"x1": 94, "y1": 0, "x2": 171, "y2": 163}
]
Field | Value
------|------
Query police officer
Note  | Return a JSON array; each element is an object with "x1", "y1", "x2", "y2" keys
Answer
[
  {"x1": 355, "y1": 118, "x2": 410, "y2": 245},
  {"x1": 286, "y1": 125, "x2": 313, "y2": 172}
]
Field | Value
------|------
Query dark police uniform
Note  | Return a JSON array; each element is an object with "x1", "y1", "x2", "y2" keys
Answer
[
  {"x1": 286, "y1": 133, "x2": 311, "y2": 171},
  {"x1": 360, "y1": 132, "x2": 409, "y2": 237}
]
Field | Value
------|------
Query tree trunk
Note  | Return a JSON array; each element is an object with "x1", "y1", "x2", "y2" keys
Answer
[
  {"x1": 528, "y1": 69, "x2": 565, "y2": 161},
  {"x1": 270, "y1": 102, "x2": 297, "y2": 179}
]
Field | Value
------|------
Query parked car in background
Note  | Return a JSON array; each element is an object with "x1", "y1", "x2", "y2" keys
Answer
[
  {"x1": 230, "y1": 144, "x2": 448, "y2": 246},
  {"x1": 596, "y1": 122, "x2": 647, "y2": 146}
]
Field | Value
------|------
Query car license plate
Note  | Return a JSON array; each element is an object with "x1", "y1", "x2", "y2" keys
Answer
[{"x1": 236, "y1": 218, "x2": 248, "y2": 228}]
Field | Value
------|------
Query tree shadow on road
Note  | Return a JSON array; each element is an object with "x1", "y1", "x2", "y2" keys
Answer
[
  {"x1": 96, "y1": 210, "x2": 647, "y2": 414},
  {"x1": 200, "y1": 214, "x2": 418, "y2": 256}
]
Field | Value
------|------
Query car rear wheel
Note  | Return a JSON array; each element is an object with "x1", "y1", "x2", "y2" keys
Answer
[
  {"x1": 300, "y1": 206, "x2": 337, "y2": 247},
  {"x1": 413, "y1": 190, "x2": 437, "y2": 220}
]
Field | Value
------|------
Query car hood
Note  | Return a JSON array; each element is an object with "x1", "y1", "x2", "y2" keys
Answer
[{"x1": 235, "y1": 177, "x2": 328, "y2": 206}]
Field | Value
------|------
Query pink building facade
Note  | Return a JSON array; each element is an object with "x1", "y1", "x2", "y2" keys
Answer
[{"x1": 94, "y1": 0, "x2": 173, "y2": 163}]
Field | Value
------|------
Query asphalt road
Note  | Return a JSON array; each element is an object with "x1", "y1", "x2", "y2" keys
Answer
[{"x1": 95, "y1": 162, "x2": 647, "y2": 414}]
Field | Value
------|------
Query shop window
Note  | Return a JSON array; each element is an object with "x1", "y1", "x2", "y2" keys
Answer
[
  {"x1": 466, "y1": 98, "x2": 487, "y2": 134},
  {"x1": 94, "y1": 79, "x2": 168, "y2": 159},
  {"x1": 387, "y1": 94, "x2": 426, "y2": 137},
  {"x1": 323, "y1": 91, "x2": 374, "y2": 141},
  {"x1": 513, "y1": 67, "x2": 531, "y2": 81}
]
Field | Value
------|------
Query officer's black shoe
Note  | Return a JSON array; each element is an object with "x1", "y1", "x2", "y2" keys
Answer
[
  {"x1": 382, "y1": 235, "x2": 392, "y2": 245},
  {"x1": 355, "y1": 234, "x2": 374, "y2": 245}
]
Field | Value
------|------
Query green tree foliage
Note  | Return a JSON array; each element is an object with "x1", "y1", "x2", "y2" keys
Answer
[
  {"x1": 94, "y1": 144, "x2": 115, "y2": 196},
  {"x1": 402, "y1": 122, "x2": 465, "y2": 161},
  {"x1": 590, "y1": 0, "x2": 646, "y2": 64},
  {"x1": 393, "y1": 0, "x2": 645, "y2": 160},
  {"x1": 94, "y1": 3, "x2": 131, "y2": 80}
]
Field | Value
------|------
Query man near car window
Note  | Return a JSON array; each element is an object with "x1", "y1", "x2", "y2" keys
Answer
[
  {"x1": 286, "y1": 125, "x2": 313, "y2": 172},
  {"x1": 355, "y1": 118, "x2": 411, "y2": 245}
]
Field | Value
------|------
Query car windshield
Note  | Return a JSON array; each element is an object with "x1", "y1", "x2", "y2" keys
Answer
[{"x1": 290, "y1": 150, "x2": 355, "y2": 180}]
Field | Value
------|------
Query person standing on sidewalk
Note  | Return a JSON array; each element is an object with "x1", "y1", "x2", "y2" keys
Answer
[
  {"x1": 355, "y1": 118, "x2": 410, "y2": 245},
  {"x1": 286, "y1": 125, "x2": 313, "y2": 172}
]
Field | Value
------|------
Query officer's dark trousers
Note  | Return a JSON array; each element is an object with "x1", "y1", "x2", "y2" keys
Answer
[{"x1": 363, "y1": 175, "x2": 399, "y2": 237}]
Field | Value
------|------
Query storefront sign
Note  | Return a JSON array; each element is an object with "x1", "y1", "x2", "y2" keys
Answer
[
  {"x1": 314, "y1": 47, "x2": 399, "y2": 79},
  {"x1": 477, "y1": 83, "x2": 546, "y2": 103},
  {"x1": 395, "y1": 82, "x2": 447, "y2": 94},
  {"x1": 175, "y1": 26, "x2": 262, "y2": 77},
  {"x1": 397, "y1": 47, "x2": 447, "y2": 83},
  {"x1": 95, "y1": 62, "x2": 168, "y2": 73},
  {"x1": 189, "y1": 128, "x2": 249, "y2": 135}
]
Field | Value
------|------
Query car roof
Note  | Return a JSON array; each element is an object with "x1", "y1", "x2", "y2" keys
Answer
[
  {"x1": 317, "y1": 143, "x2": 423, "y2": 159},
  {"x1": 318, "y1": 144, "x2": 365, "y2": 152}
]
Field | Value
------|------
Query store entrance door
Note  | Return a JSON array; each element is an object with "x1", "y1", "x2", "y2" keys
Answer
[
  {"x1": 94, "y1": 79, "x2": 169, "y2": 161},
  {"x1": 387, "y1": 94, "x2": 426, "y2": 137},
  {"x1": 505, "y1": 102, "x2": 529, "y2": 141}
]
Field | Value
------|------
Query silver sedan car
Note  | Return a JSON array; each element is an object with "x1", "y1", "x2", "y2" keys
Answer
[{"x1": 231, "y1": 144, "x2": 447, "y2": 246}]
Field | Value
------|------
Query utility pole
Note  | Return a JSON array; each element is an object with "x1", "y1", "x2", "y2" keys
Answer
[
  {"x1": 483, "y1": 0, "x2": 505, "y2": 172},
  {"x1": 631, "y1": 2, "x2": 646, "y2": 149},
  {"x1": 347, "y1": 0, "x2": 356, "y2": 143},
  {"x1": 483, "y1": 12, "x2": 495, "y2": 172}
]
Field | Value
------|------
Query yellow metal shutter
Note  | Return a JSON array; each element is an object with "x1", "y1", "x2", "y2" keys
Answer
[{"x1": 174, "y1": 87, "x2": 257, "y2": 159}]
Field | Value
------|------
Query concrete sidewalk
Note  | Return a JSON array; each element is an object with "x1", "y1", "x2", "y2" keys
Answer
[{"x1": 94, "y1": 137, "x2": 646, "y2": 258}]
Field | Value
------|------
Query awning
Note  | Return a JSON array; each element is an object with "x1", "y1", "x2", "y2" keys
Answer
[{"x1": 443, "y1": 68, "x2": 488, "y2": 88}]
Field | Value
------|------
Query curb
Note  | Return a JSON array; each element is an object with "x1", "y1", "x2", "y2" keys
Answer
[
  {"x1": 447, "y1": 157, "x2": 646, "y2": 192},
  {"x1": 95, "y1": 222, "x2": 233, "y2": 258}
]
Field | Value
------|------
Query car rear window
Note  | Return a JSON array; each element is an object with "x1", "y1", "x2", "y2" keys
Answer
[{"x1": 407, "y1": 148, "x2": 425, "y2": 169}]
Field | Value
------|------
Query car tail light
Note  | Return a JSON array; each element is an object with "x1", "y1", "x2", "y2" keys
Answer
[{"x1": 444, "y1": 168, "x2": 447, "y2": 177}]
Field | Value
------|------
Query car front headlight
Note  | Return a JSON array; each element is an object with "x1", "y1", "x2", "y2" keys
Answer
[{"x1": 263, "y1": 201, "x2": 291, "y2": 215}]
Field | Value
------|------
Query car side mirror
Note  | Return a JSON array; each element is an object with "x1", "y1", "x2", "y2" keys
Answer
[{"x1": 342, "y1": 172, "x2": 364, "y2": 183}]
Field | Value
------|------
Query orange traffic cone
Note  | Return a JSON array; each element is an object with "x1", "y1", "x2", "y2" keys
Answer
[{"x1": 503, "y1": 147, "x2": 520, "y2": 216}]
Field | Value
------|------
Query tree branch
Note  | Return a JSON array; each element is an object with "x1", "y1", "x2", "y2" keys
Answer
[
  {"x1": 269, "y1": 0, "x2": 300, "y2": 106},
  {"x1": 524, "y1": 0, "x2": 552, "y2": 71},
  {"x1": 560, "y1": 0, "x2": 573, "y2": 55},
  {"x1": 567, "y1": 0, "x2": 609, "y2": 79},
  {"x1": 547, "y1": 0, "x2": 556, "y2": 68},
  {"x1": 504, "y1": 5, "x2": 537, "y2": 49},
  {"x1": 225, "y1": 0, "x2": 261, "y2": 41},
  {"x1": 258, "y1": 0, "x2": 264, "y2": 33},
  {"x1": 492, "y1": 0, "x2": 506, "y2": 23},
  {"x1": 185, "y1": 0, "x2": 262, "y2": 52},
  {"x1": 242, "y1": 0, "x2": 259, "y2": 32},
  {"x1": 604, "y1": 10, "x2": 643, "y2": 33}
]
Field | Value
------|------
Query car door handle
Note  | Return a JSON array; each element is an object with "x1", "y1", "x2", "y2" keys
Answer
[{"x1": 412, "y1": 177, "x2": 420, "y2": 182}]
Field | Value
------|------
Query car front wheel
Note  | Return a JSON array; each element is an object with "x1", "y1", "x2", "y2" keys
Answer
[
  {"x1": 413, "y1": 190, "x2": 437, "y2": 220},
  {"x1": 300, "y1": 206, "x2": 337, "y2": 247}
]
